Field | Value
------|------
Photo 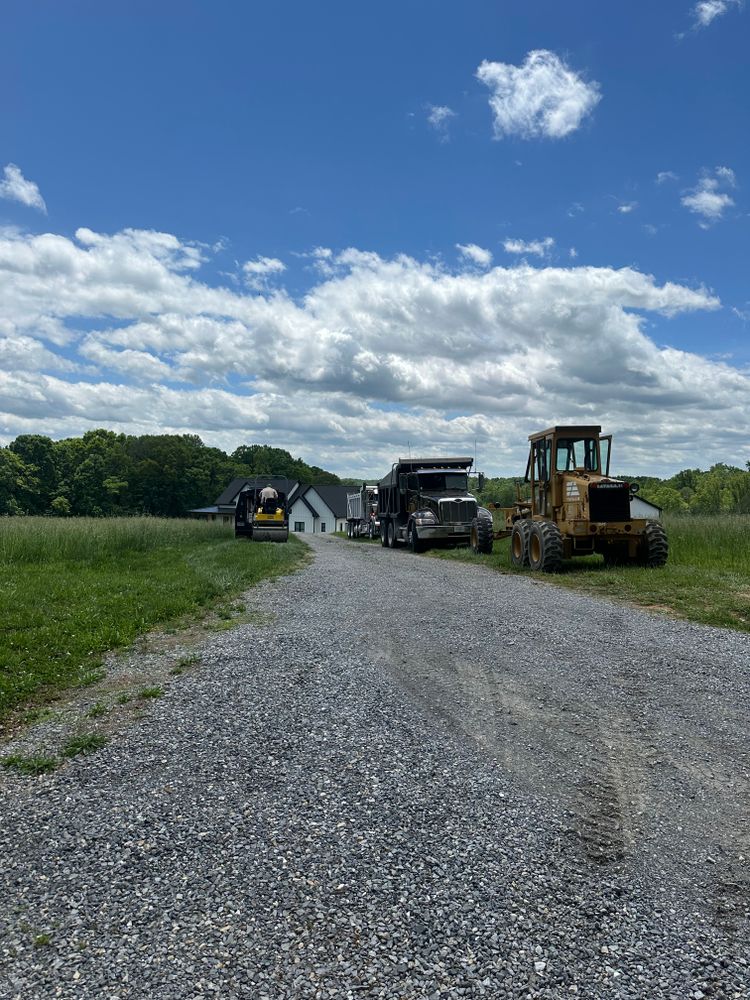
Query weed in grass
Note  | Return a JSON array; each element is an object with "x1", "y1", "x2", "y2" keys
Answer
[
  {"x1": 61, "y1": 733, "x2": 108, "y2": 758},
  {"x1": 139, "y1": 686, "x2": 163, "y2": 699},
  {"x1": 20, "y1": 706, "x2": 55, "y2": 725},
  {"x1": 1, "y1": 754, "x2": 58, "y2": 776},
  {"x1": 169, "y1": 666, "x2": 184, "y2": 676},
  {"x1": 76, "y1": 667, "x2": 106, "y2": 688},
  {"x1": 116, "y1": 693, "x2": 132, "y2": 705},
  {"x1": 85, "y1": 702, "x2": 107, "y2": 718},
  {"x1": 33, "y1": 934, "x2": 51, "y2": 948},
  {"x1": 177, "y1": 654, "x2": 200, "y2": 667}
]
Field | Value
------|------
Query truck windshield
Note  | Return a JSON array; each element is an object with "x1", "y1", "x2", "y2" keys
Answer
[
  {"x1": 418, "y1": 472, "x2": 468, "y2": 492},
  {"x1": 555, "y1": 438, "x2": 599, "y2": 472}
]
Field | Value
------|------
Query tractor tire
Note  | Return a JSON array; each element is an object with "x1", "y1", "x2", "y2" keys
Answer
[
  {"x1": 639, "y1": 520, "x2": 669, "y2": 567},
  {"x1": 380, "y1": 519, "x2": 389, "y2": 547},
  {"x1": 470, "y1": 515, "x2": 494, "y2": 554},
  {"x1": 528, "y1": 520, "x2": 563, "y2": 573},
  {"x1": 510, "y1": 519, "x2": 531, "y2": 567},
  {"x1": 408, "y1": 522, "x2": 425, "y2": 554},
  {"x1": 387, "y1": 519, "x2": 397, "y2": 548}
]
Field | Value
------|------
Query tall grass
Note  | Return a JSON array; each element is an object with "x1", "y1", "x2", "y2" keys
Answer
[
  {"x1": 0, "y1": 516, "x2": 225, "y2": 566},
  {"x1": 664, "y1": 513, "x2": 750, "y2": 572},
  {"x1": 0, "y1": 517, "x2": 306, "y2": 721}
]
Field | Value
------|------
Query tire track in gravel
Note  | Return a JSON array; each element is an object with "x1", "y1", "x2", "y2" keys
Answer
[{"x1": 352, "y1": 535, "x2": 750, "y2": 930}]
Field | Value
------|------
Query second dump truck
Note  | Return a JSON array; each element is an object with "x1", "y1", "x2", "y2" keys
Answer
[
  {"x1": 378, "y1": 457, "x2": 480, "y2": 552},
  {"x1": 471, "y1": 425, "x2": 668, "y2": 571}
]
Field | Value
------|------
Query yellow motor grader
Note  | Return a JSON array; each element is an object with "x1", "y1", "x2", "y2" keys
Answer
[{"x1": 470, "y1": 425, "x2": 668, "y2": 571}]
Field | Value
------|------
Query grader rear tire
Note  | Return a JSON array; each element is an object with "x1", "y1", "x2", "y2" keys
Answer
[
  {"x1": 470, "y1": 516, "x2": 494, "y2": 554},
  {"x1": 528, "y1": 520, "x2": 563, "y2": 573},
  {"x1": 510, "y1": 520, "x2": 531, "y2": 567},
  {"x1": 640, "y1": 521, "x2": 669, "y2": 567}
]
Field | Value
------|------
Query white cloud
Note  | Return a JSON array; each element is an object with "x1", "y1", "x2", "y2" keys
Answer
[
  {"x1": 456, "y1": 243, "x2": 493, "y2": 268},
  {"x1": 569, "y1": 247, "x2": 578, "y2": 259},
  {"x1": 692, "y1": 0, "x2": 742, "y2": 28},
  {"x1": 476, "y1": 50, "x2": 601, "y2": 140},
  {"x1": 0, "y1": 164, "x2": 47, "y2": 213},
  {"x1": 1, "y1": 224, "x2": 746, "y2": 477},
  {"x1": 242, "y1": 256, "x2": 286, "y2": 290},
  {"x1": 617, "y1": 202, "x2": 638, "y2": 214},
  {"x1": 656, "y1": 171, "x2": 678, "y2": 184},
  {"x1": 681, "y1": 167, "x2": 737, "y2": 226},
  {"x1": 503, "y1": 236, "x2": 555, "y2": 258},
  {"x1": 427, "y1": 105, "x2": 456, "y2": 142}
]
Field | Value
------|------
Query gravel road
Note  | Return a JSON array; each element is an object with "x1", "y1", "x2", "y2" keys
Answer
[{"x1": 1, "y1": 533, "x2": 749, "y2": 999}]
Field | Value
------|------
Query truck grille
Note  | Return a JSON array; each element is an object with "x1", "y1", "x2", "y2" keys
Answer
[
  {"x1": 589, "y1": 484, "x2": 630, "y2": 521},
  {"x1": 439, "y1": 499, "x2": 477, "y2": 524}
]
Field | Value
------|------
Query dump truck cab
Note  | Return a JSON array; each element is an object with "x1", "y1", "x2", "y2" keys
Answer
[{"x1": 378, "y1": 457, "x2": 478, "y2": 552}]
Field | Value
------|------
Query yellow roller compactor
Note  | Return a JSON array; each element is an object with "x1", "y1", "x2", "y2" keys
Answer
[
  {"x1": 471, "y1": 425, "x2": 668, "y2": 571},
  {"x1": 234, "y1": 482, "x2": 290, "y2": 543}
]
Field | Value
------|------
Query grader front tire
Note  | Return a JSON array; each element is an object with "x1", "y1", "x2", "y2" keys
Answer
[
  {"x1": 528, "y1": 521, "x2": 563, "y2": 573},
  {"x1": 470, "y1": 516, "x2": 494, "y2": 555},
  {"x1": 510, "y1": 520, "x2": 531, "y2": 567}
]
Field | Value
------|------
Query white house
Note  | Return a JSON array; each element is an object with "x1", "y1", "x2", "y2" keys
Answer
[{"x1": 288, "y1": 485, "x2": 350, "y2": 535}]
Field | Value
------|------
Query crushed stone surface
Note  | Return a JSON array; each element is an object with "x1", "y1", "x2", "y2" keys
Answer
[{"x1": 1, "y1": 534, "x2": 748, "y2": 999}]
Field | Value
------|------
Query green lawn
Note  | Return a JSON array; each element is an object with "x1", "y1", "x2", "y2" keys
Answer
[
  {"x1": 0, "y1": 518, "x2": 307, "y2": 720},
  {"x1": 429, "y1": 514, "x2": 750, "y2": 632}
]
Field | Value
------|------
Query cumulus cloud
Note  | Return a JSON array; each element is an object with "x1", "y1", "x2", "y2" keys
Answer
[
  {"x1": 503, "y1": 237, "x2": 555, "y2": 258},
  {"x1": 476, "y1": 50, "x2": 601, "y2": 140},
  {"x1": 456, "y1": 243, "x2": 493, "y2": 268},
  {"x1": 242, "y1": 256, "x2": 286, "y2": 290},
  {"x1": 656, "y1": 170, "x2": 678, "y2": 184},
  {"x1": 1, "y1": 223, "x2": 746, "y2": 477},
  {"x1": 681, "y1": 167, "x2": 737, "y2": 226},
  {"x1": 692, "y1": 0, "x2": 742, "y2": 28},
  {"x1": 617, "y1": 202, "x2": 638, "y2": 214},
  {"x1": 0, "y1": 164, "x2": 47, "y2": 213},
  {"x1": 426, "y1": 105, "x2": 456, "y2": 142}
]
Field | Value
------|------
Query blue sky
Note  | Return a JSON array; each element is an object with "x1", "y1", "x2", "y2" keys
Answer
[{"x1": 0, "y1": 0, "x2": 748, "y2": 477}]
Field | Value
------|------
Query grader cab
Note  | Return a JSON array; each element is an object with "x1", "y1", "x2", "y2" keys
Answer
[{"x1": 471, "y1": 425, "x2": 668, "y2": 572}]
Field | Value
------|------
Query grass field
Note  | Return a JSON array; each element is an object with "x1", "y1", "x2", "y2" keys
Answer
[
  {"x1": 0, "y1": 517, "x2": 307, "y2": 721},
  {"x1": 429, "y1": 514, "x2": 750, "y2": 633}
]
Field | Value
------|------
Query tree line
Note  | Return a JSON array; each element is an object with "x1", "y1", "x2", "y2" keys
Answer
[
  {"x1": 473, "y1": 462, "x2": 750, "y2": 515},
  {"x1": 0, "y1": 431, "x2": 340, "y2": 517}
]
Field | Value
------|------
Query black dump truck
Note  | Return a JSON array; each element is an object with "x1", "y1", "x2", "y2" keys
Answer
[{"x1": 377, "y1": 457, "x2": 480, "y2": 552}]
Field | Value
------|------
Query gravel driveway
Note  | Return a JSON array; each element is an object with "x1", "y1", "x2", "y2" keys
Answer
[{"x1": 1, "y1": 533, "x2": 748, "y2": 999}]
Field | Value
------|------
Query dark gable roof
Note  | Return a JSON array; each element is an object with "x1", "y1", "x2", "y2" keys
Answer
[
  {"x1": 305, "y1": 484, "x2": 350, "y2": 518},
  {"x1": 214, "y1": 476, "x2": 297, "y2": 507}
]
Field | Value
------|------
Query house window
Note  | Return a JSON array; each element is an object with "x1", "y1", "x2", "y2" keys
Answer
[
  {"x1": 320, "y1": 522, "x2": 326, "y2": 532},
  {"x1": 294, "y1": 522, "x2": 305, "y2": 532}
]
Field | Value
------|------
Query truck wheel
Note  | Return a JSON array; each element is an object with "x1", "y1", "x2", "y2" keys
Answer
[
  {"x1": 639, "y1": 521, "x2": 668, "y2": 567},
  {"x1": 387, "y1": 520, "x2": 397, "y2": 548},
  {"x1": 470, "y1": 516, "x2": 493, "y2": 554},
  {"x1": 380, "y1": 519, "x2": 389, "y2": 547},
  {"x1": 510, "y1": 519, "x2": 531, "y2": 567},
  {"x1": 528, "y1": 521, "x2": 563, "y2": 573},
  {"x1": 408, "y1": 522, "x2": 425, "y2": 554}
]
